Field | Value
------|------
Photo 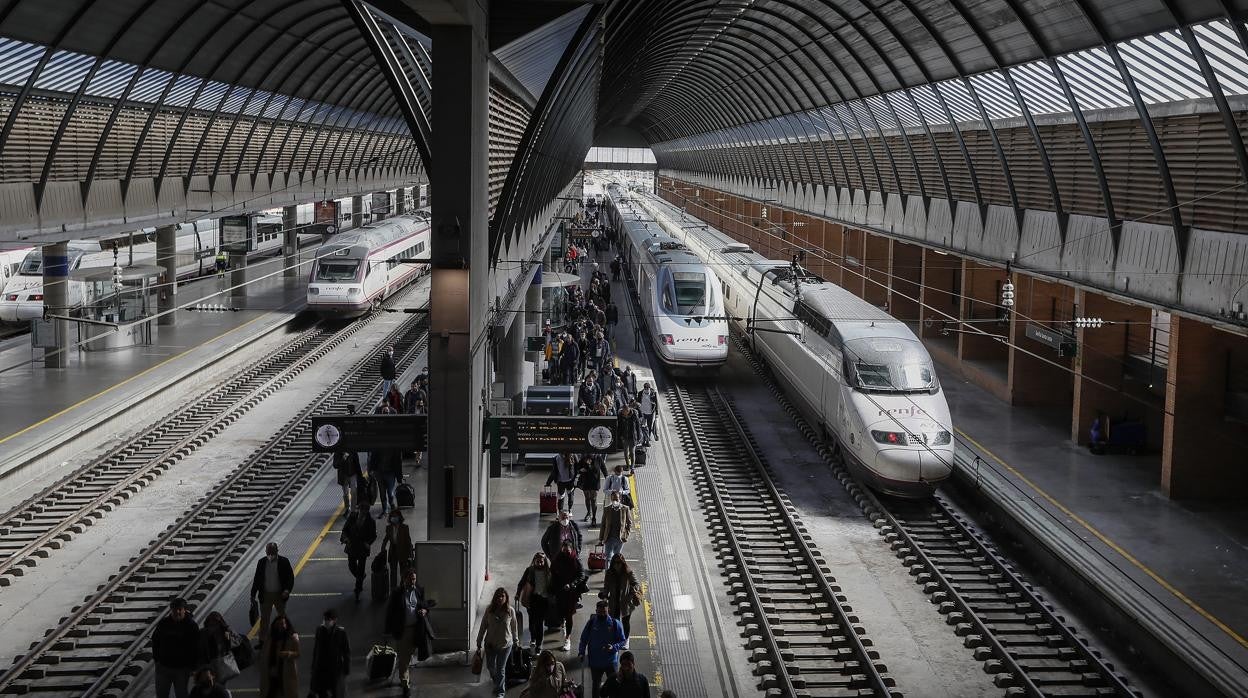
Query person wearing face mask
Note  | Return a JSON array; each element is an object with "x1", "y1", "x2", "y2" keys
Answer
[
  {"x1": 260, "y1": 615, "x2": 300, "y2": 698},
  {"x1": 151, "y1": 597, "x2": 200, "y2": 698},
  {"x1": 516, "y1": 552, "x2": 553, "y2": 651},
  {"x1": 524, "y1": 650, "x2": 568, "y2": 698},
  {"x1": 341, "y1": 501, "x2": 377, "y2": 602},
  {"x1": 379, "y1": 344, "x2": 397, "y2": 400},
  {"x1": 309, "y1": 609, "x2": 351, "y2": 698},
  {"x1": 600, "y1": 651, "x2": 651, "y2": 697},
  {"x1": 550, "y1": 541, "x2": 585, "y2": 652},
  {"x1": 250, "y1": 543, "x2": 294, "y2": 648},
  {"x1": 598, "y1": 493, "x2": 634, "y2": 574},
  {"x1": 384, "y1": 509, "x2": 414, "y2": 591},
  {"x1": 475, "y1": 587, "x2": 520, "y2": 698},
  {"x1": 540, "y1": 508, "x2": 583, "y2": 562},
  {"x1": 384, "y1": 569, "x2": 437, "y2": 698},
  {"x1": 577, "y1": 600, "x2": 627, "y2": 698}
]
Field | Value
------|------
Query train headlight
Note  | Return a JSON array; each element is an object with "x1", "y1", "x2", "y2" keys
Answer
[
  {"x1": 30, "y1": 294, "x2": 43, "y2": 301},
  {"x1": 718, "y1": 335, "x2": 728, "y2": 345},
  {"x1": 870, "y1": 430, "x2": 907, "y2": 444},
  {"x1": 3, "y1": 295, "x2": 14, "y2": 301},
  {"x1": 659, "y1": 334, "x2": 674, "y2": 345},
  {"x1": 929, "y1": 431, "x2": 952, "y2": 446},
  {"x1": 308, "y1": 287, "x2": 319, "y2": 295},
  {"x1": 347, "y1": 288, "x2": 361, "y2": 297}
]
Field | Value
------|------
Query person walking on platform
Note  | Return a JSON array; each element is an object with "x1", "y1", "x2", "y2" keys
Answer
[
  {"x1": 601, "y1": 651, "x2": 651, "y2": 698},
  {"x1": 545, "y1": 452, "x2": 578, "y2": 514},
  {"x1": 622, "y1": 366, "x2": 637, "y2": 399},
  {"x1": 341, "y1": 502, "x2": 377, "y2": 601},
  {"x1": 561, "y1": 333, "x2": 580, "y2": 385},
  {"x1": 385, "y1": 569, "x2": 437, "y2": 698},
  {"x1": 403, "y1": 379, "x2": 426, "y2": 414},
  {"x1": 151, "y1": 597, "x2": 199, "y2": 698},
  {"x1": 603, "y1": 465, "x2": 631, "y2": 507},
  {"x1": 198, "y1": 611, "x2": 241, "y2": 686},
  {"x1": 551, "y1": 542, "x2": 585, "y2": 652},
  {"x1": 372, "y1": 448, "x2": 403, "y2": 517},
  {"x1": 610, "y1": 257, "x2": 621, "y2": 282},
  {"x1": 332, "y1": 449, "x2": 361, "y2": 514},
  {"x1": 517, "y1": 553, "x2": 553, "y2": 651},
  {"x1": 384, "y1": 509, "x2": 414, "y2": 592},
  {"x1": 579, "y1": 372, "x2": 601, "y2": 413},
  {"x1": 214, "y1": 251, "x2": 229, "y2": 279},
  {"x1": 541, "y1": 509, "x2": 584, "y2": 562},
  {"x1": 260, "y1": 615, "x2": 300, "y2": 698},
  {"x1": 309, "y1": 609, "x2": 350, "y2": 698},
  {"x1": 475, "y1": 587, "x2": 520, "y2": 698},
  {"x1": 250, "y1": 543, "x2": 294, "y2": 647},
  {"x1": 577, "y1": 600, "x2": 626, "y2": 698},
  {"x1": 576, "y1": 454, "x2": 607, "y2": 526},
  {"x1": 600, "y1": 555, "x2": 641, "y2": 650},
  {"x1": 606, "y1": 301, "x2": 619, "y2": 340},
  {"x1": 525, "y1": 650, "x2": 568, "y2": 698},
  {"x1": 637, "y1": 385, "x2": 657, "y2": 445},
  {"x1": 599, "y1": 493, "x2": 634, "y2": 569},
  {"x1": 379, "y1": 344, "x2": 397, "y2": 400},
  {"x1": 187, "y1": 668, "x2": 230, "y2": 698},
  {"x1": 616, "y1": 405, "x2": 643, "y2": 468}
]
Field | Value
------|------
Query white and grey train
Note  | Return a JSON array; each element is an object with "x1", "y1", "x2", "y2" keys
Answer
[
  {"x1": 632, "y1": 191, "x2": 953, "y2": 497},
  {"x1": 0, "y1": 214, "x2": 318, "y2": 324},
  {"x1": 306, "y1": 215, "x2": 430, "y2": 318},
  {"x1": 606, "y1": 184, "x2": 728, "y2": 371}
]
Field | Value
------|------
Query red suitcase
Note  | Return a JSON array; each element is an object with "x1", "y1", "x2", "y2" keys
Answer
[
  {"x1": 539, "y1": 486, "x2": 559, "y2": 514},
  {"x1": 588, "y1": 544, "x2": 607, "y2": 571}
]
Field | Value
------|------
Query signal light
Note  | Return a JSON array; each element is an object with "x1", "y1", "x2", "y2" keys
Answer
[{"x1": 659, "y1": 334, "x2": 674, "y2": 346}]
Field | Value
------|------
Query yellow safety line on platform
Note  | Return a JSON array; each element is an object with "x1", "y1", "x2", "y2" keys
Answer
[
  {"x1": 957, "y1": 428, "x2": 1248, "y2": 651},
  {"x1": 247, "y1": 501, "x2": 344, "y2": 640},
  {"x1": 0, "y1": 312, "x2": 268, "y2": 446}
]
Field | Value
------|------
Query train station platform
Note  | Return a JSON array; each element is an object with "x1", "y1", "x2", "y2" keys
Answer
[
  {"x1": 940, "y1": 372, "x2": 1248, "y2": 691},
  {"x1": 0, "y1": 246, "x2": 314, "y2": 486}
]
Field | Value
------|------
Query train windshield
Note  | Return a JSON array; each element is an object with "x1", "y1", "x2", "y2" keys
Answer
[
  {"x1": 844, "y1": 338, "x2": 939, "y2": 393},
  {"x1": 17, "y1": 252, "x2": 41, "y2": 275},
  {"x1": 672, "y1": 272, "x2": 707, "y2": 314},
  {"x1": 316, "y1": 260, "x2": 360, "y2": 282}
]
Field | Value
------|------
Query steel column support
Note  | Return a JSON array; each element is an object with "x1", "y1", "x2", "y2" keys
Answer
[
  {"x1": 1049, "y1": 59, "x2": 1119, "y2": 240},
  {"x1": 1181, "y1": 23, "x2": 1248, "y2": 198}
]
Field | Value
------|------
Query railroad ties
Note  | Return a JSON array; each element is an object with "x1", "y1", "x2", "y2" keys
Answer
[
  {"x1": 0, "y1": 309, "x2": 430, "y2": 696},
  {"x1": 669, "y1": 381, "x2": 898, "y2": 698}
]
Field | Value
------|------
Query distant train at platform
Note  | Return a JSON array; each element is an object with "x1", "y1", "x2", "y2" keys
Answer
[
  {"x1": 628, "y1": 191, "x2": 953, "y2": 498},
  {"x1": 605, "y1": 184, "x2": 728, "y2": 372},
  {"x1": 306, "y1": 215, "x2": 431, "y2": 318}
]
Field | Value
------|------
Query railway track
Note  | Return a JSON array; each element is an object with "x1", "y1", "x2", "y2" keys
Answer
[
  {"x1": 0, "y1": 293, "x2": 414, "y2": 586},
  {"x1": 0, "y1": 308, "x2": 430, "y2": 697},
  {"x1": 668, "y1": 380, "x2": 898, "y2": 698},
  {"x1": 731, "y1": 335, "x2": 1139, "y2": 698}
]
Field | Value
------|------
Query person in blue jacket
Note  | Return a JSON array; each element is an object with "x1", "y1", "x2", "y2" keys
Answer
[{"x1": 577, "y1": 599, "x2": 627, "y2": 698}]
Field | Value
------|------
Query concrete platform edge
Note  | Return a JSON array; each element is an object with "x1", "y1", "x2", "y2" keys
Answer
[
  {"x1": 950, "y1": 451, "x2": 1248, "y2": 698},
  {"x1": 0, "y1": 308, "x2": 301, "y2": 484}
]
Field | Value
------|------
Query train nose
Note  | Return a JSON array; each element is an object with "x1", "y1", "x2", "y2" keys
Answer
[{"x1": 874, "y1": 446, "x2": 954, "y2": 484}]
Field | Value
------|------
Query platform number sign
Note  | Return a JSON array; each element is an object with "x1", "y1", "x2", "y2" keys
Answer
[{"x1": 483, "y1": 416, "x2": 617, "y2": 454}]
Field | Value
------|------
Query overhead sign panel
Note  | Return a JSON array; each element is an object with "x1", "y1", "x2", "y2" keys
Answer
[
  {"x1": 484, "y1": 416, "x2": 617, "y2": 453},
  {"x1": 311, "y1": 414, "x2": 426, "y2": 452},
  {"x1": 220, "y1": 215, "x2": 253, "y2": 254}
]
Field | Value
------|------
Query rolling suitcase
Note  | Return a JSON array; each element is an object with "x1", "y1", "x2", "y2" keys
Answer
[
  {"x1": 371, "y1": 551, "x2": 389, "y2": 602},
  {"x1": 396, "y1": 482, "x2": 416, "y2": 508},
  {"x1": 506, "y1": 646, "x2": 532, "y2": 687},
  {"x1": 633, "y1": 446, "x2": 647, "y2": 466},
  {"x1": 540, "y1": 486, "x2": 559, "y2": 514},
  {"x1": 366, "y1": 643, "x2": 397, "y2": 681},
  {"x1": 587, "y1": 544, "x2": 607, "y2": 571}
]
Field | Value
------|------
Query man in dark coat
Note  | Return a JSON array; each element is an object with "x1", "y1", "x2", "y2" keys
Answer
[
  {"x1": 561, "y1": 336, "x2": 581, "y2": 385},
  {"x1": 541, "y1": 509, "x2": 584, "y2": 560},
  {"x1": 250, "y1": 542, "x2": 294, "y2": 645},
  {"x1": 151, "y1": 597, "x2": 200, "y2": 698},
  {"x1": 601, "y1": 651, "x2": 652, "y2": 697},
  {"x1": 379, "y1": 344, "x2": 397, "y2": 399},
  {"x1": 340, "y1": 502, "x2": 377, "y2": 601},
  {"x1": 385, "y1": 569, "x2": 437, "y2": 697},
  {"x1": 310, "y1": 608, "x2": 351, "y2": 698}
]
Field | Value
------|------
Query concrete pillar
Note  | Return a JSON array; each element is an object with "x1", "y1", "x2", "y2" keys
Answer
[
  {"x1": 502, "y1": 310, "x2": 526, "y2": 400},
  {"x1": 156, "y1": 225, "x2": 177, "y2": 325},
  {"x1": 525, "y1": 266, "x2": 543, "y2": 329},
  {"x1": 1161, "y1": 318, "x2": 1248, "y2": 498},
  {"x1": 283, "y1": 205, "x2": 299, "y2": 278},
  {"x1": 229, "y1": 250, "x2": 247, "y2": 298},
  {"x1": 41, "y1": 242, "x2": 69, "y2": 368},
  {"x1": 351, "y1": 195, "x2": 363, "y2": 229},
  {"x1": 1006, "y1": 276, "x2": 1075, "y2": 409},
  {"x1": 394, "y1": 188, "x2": 406, "y2": 215},
  {"x1": 427, "y1": 9, "x2": 490, "y2": 650}
]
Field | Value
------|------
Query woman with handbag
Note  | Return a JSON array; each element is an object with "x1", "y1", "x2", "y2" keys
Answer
[
  {"x1": 516, "y1": 553, "x2": 553, "y2": 652},
  {"x1": 197, "y1": 612, "x2": 240, "y2": 685},
  {"x1": 524, "y1": 650, "x2": 569, "y2": 698},
  {"x1": 259, "y1": 615, "x2": 300, "y2": 698},
  {"x1": 475, "y1": 588, "x2": 520, "y2": 698},
  {"x1": 550, "y1": 542, "x2": 585, "y2": 652},
  {"x1": 600, "y1": 555, "x2": 641, "y2": 651}
]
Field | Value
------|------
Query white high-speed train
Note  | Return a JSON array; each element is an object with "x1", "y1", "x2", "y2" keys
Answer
[
  {"x1": 633, "y1": 191, "x2": 953, "y2": 497},
  {"x1": 306, "y1": 215, "x2": 430, "y2": 318},
  {"x1": 606, "y1": 184, "x2": 728, "y2": 371}
]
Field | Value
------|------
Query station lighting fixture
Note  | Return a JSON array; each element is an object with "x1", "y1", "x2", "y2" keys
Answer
[
  {"x1": 1000, "y1": 262, "x2": 1015, "y2": 309},
  {"x1": 1073, "y1": 317, "x2": 1105, "y2": 329},
  {"x1": 189, "y1": 303, "x2": 240, "y2": 312}
]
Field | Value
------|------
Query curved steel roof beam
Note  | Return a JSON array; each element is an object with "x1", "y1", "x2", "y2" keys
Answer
[{"x1": 33, "y1": 0, "x2": 163, "y2": 208}]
